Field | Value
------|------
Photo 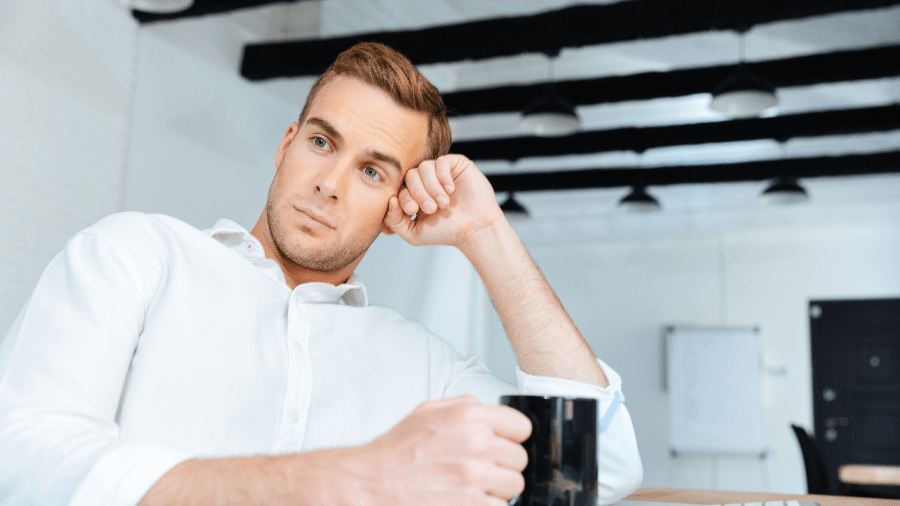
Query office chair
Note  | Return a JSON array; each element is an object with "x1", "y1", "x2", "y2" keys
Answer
[{"x1": 790, "y1": 424, "x2": 834, "y2": 495}]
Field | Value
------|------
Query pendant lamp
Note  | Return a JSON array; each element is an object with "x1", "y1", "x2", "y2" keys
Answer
[
  {"x1": 618, "y1": 185, "x2": 661, "y2": 213},
  {"x1": 618, "y1": 150, "x2": 661, "y2": 212},
  {"x1": 500, "y1": 192, "x2": 529, "y2": 219},
  {"x1": 520, "y1": 55, "x2": 581, "y2": 137},
  {"x1": 710, "y1": 31, "x2": 778, "y2": 118},
  {"x1": 760, "y1": 177, "x2": 809, "y2": 205},
  {"x1": 760, "y1": 141, "x2": 809, "y2": 205}
]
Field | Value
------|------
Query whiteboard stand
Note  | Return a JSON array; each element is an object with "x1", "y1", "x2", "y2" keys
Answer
[{"x1": 664, "y1": 326, "x2": 769, "y2": 491}]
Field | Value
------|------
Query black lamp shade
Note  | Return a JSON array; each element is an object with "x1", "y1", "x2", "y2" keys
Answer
[
  {"x1": 619, "y1": 185, "x2": 661, "y2": 212},
  {"x1": 710, "y1": 66, "x2": 778, "y2": 118},
  {"x1": 500, "y1": 193, "x2": 529, "y2": 218},
  {"x1": 761, "y1": 177, "x2": 809, "y2": 205},
  {"x1": 520, "y1": 92, "x2": 581, "y2": 137}
]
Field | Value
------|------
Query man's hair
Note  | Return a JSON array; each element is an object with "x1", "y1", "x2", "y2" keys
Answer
[{"x1": 297, "y1": 42, "x2": 452, "y2": 161}]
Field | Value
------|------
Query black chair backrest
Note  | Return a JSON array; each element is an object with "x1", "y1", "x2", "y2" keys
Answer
[{"x1": 791, "y1": 424, "x2": 833, "y2": 495}]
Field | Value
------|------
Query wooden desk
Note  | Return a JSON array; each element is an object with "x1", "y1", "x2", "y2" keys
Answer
[
  {"x1": 839, "y1": 465, "x2": 900, "y2": 487},
  {"x1": 625, "y1": 487, "x2": 900, "y2": 506}
]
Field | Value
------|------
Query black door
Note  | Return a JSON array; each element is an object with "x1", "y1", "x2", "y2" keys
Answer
[{"x1": 809, "y1": 297, "x2": 900, "y2": 497}]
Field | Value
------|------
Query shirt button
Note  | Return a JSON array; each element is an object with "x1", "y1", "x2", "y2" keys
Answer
[
  {"x1": 290, "y1": 411, "x2": 300, "y2": 423},
  {"x1": 246, "y1": 243, "x2": 255, "y2": 252}
]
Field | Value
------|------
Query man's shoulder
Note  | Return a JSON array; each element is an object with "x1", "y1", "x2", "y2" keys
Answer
[
  {"x1": 85, "y1": 212, "x2": 198, "y2": 238},
  {"x1": 74, "y1": 212, "x2": 230, "y2": 268},
  {"x1": 80, "y1": 212, "x2": 220, "y2": 250}
]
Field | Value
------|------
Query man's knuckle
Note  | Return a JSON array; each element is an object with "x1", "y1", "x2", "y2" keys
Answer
[
  {"x1": 454, "y1": 403, "x2": 483, "y2": 424},
  {"x1": 512, "y1": 469, "x2": 525, "y2": 492},
  {"x1": 514, "y1": 445, "x2": 528, "y2": 470},
  {"x1": 461, "y1": 429, "x2": 491, "y2": 453},
  {"x1": 458, "y1": 459, "x2": 486, "y2": 484}
]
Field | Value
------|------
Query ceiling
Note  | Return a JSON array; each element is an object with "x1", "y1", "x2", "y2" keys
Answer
[{"x1": 134, "y1": 0, "x2": 900, "y2": 221}]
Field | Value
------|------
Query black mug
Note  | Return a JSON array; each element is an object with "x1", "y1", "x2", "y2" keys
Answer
[{"x1": 501, "y1": 395, "x2": 598, "y2": 506}]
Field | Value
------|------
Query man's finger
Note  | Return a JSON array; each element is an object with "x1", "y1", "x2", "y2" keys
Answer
[
  {"x1": 404, "y1": 166, "x2": 439, "y2": 214},
  {"x1": 397, "y1": 187, "x2": 418, "y2": 217},
  {"x1": 488, "y1": 436, "x2": 529, "y2": 472},
  {"x1": 483, "y1": 405, "x2": 532, "y2": 444},
  {"x1": 417, "y1": 161, "x2": 451, "y2": 209},
  {"x1": 484, "y1": 465, "x2": 526, "y2": 501},
  {"x1": 435, "y1": 157, "x2": 455, "y2": 195},
  {"x1": 384, "y1": 196, "x2": 412, "y2": 238}
]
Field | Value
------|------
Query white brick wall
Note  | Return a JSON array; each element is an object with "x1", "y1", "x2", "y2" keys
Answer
[{"x1": 0, "y1": 0, "x2": 137, "y2": 334}]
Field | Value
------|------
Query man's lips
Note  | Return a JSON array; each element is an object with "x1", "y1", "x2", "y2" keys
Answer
[{"x1": 293, "y1": 204, "x2": 336, "y2": 230}]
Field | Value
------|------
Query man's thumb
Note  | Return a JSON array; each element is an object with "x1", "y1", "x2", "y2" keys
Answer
[{"x1": 383, "y1": 196, "x2": 412, "y2": 239}]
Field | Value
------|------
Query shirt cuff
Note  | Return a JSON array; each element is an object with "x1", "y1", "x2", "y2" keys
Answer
[
  {"x1": 514, "y1": 358, "x2": 624, "y2": 431},
  {"x1": 69, "y1": 441, "x2": 193, "y2": 506}
]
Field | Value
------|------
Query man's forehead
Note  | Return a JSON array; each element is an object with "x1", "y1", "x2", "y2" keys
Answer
[{"x1": 304, "y1": 76, "x2": 429, "y2": 166}]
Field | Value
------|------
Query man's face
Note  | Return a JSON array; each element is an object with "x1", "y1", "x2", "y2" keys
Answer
[{"x1": 264, "y1": 76, "x2": 429, "y2": 274}]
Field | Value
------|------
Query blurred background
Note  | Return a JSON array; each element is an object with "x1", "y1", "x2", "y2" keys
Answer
[{"x1": 1, "y1": 0, "x2": 899, "y2": 496}]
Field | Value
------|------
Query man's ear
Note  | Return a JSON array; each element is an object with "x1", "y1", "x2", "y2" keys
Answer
[{"x1": 274, "y1": 122, "x2": 300, "y2": 170}]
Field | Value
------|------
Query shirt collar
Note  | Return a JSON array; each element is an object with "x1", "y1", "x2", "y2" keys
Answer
[{"x1": 203, "y1": 219, "x2": 369, "y2": 307}]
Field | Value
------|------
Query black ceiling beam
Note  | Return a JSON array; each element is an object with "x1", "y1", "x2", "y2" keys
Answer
[
  {"x1": 452, "y1": 105, "x2": 900, "y2": 161},
  {"x1": 133, "y1": 0, "x2": 298, "y2": 24},
  {"x1": 485, "y1": 151, "x2": 900, "y2": 193},
  {"x1": 240, "y1": 0, "x2": 900, "y2": 80},
  {"x1": 442, "y1": 45, "x2": 900, "y2": 116}
]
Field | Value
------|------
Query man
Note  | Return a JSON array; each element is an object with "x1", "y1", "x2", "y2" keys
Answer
[{"x1": 0, "y1": 43, "x2": 641, "y2": 505}]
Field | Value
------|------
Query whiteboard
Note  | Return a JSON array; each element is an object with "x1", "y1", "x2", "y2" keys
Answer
[{"x1": 666, "y1": 327, "x2": 766, "y2": 456}]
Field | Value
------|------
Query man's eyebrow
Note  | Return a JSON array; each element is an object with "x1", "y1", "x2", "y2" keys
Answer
[
  {"x1": 305, "y1": 117, "x2": 344, "y2": 144},
  {"x1": 366, "y1": 149, "x2": 403, "y2": 175},
  {"x1": 305, "y1": 116, "x2": 403, "y2": 175}
]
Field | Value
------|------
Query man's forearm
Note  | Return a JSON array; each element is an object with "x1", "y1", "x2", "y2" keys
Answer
[
  {"x1": 459, "y1": 218, "x2": 608, "y2": 387},
  {"x1": 138, "y1": 450, "x2": 365, "y2": 506},
  {"x1": 138, "y1": 397, "x2": 530, "y2": 506}
]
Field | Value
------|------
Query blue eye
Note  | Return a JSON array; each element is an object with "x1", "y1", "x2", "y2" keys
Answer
[
  {"x1": 313, "y1": 136, "x2": 328, "y2": 149},
  {"x1": 363, "y1": 167, "x2": 381, "y2": 181}
]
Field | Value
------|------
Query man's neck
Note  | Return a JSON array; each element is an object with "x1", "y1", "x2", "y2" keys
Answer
[{"x1": 249, "y1": 217, "x2": 356, "y2": 289}]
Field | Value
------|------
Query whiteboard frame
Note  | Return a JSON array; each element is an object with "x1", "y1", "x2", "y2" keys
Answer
[{"x1": 665, "y1": 326, "x2": 767, "y2": 458}]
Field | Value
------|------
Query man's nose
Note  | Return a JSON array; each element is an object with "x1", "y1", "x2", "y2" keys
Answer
[{"x1": 315, "y1": 162, "x2": 348, "y2": 201}]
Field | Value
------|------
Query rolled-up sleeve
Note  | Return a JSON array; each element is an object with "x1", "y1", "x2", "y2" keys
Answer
[
  {"x1": 441, "y1": 343, "x2": 642, "y2": 505},
  {"x1": 0, "y1": 226, "x2": 190, "y2": 506}
]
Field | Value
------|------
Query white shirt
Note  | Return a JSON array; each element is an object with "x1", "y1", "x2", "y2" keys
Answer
[{"x1": 0, "y1": 212, "x2": 642, "y2": 506}]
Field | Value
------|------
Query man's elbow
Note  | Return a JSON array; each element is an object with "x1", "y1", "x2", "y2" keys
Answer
[{"x1": 597, "y1": 458, "x2": 643, "y2": 505}]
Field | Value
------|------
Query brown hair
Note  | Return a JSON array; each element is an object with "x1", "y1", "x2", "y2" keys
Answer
[{"x1": 297, "y1": 42, "x2": 451, "y2": 161}]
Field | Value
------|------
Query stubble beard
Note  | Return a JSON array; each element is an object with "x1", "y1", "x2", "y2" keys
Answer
[{"x1": 265, "y1": 197, "x2": 381, "y2": 274}]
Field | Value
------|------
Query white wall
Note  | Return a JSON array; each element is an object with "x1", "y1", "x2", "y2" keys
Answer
[
  {"x1": 476, "y1": 197, "x2": 900, "y2": 494},
  {"x1": 123, "y1": 26, "x2": 299, "y2": 230},
  {"x1": 0, "y1": 0, "x2": 137, "y2": 334}
]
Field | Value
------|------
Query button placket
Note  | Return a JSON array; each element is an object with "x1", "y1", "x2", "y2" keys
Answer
[
  {"x1": 274, "y1": 293, "x2": 312, "y2": 451},
  {"x1": 288, "y1": 292, "x2": 314, "y2": 450}
]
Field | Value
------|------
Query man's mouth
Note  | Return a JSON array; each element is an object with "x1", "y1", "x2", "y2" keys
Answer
[{"x1": 293, "y1": 204, "x2": 336, "y2": 230}]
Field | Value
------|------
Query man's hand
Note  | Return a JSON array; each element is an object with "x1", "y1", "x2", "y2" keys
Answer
[
  {"x1": 383, "y1": 154, "x2": 607, "y2": 388},
  {"x1": 348, "y1": 395, "x2": 531, "y2": 505},
  {"x1": 139, "y1": 396, "x2": 531, "y2": 506},
  {"x1": 383, "y1": 154, "x2": 504, "y2": 248}
]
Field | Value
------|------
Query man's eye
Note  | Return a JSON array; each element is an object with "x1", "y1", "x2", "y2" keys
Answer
[
  {"x1": 313, "y1": 137, "x2": 328, "y2": 149},
  {"x1": 363, "y1": 167, "x2": 381, "y2": 181}
]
